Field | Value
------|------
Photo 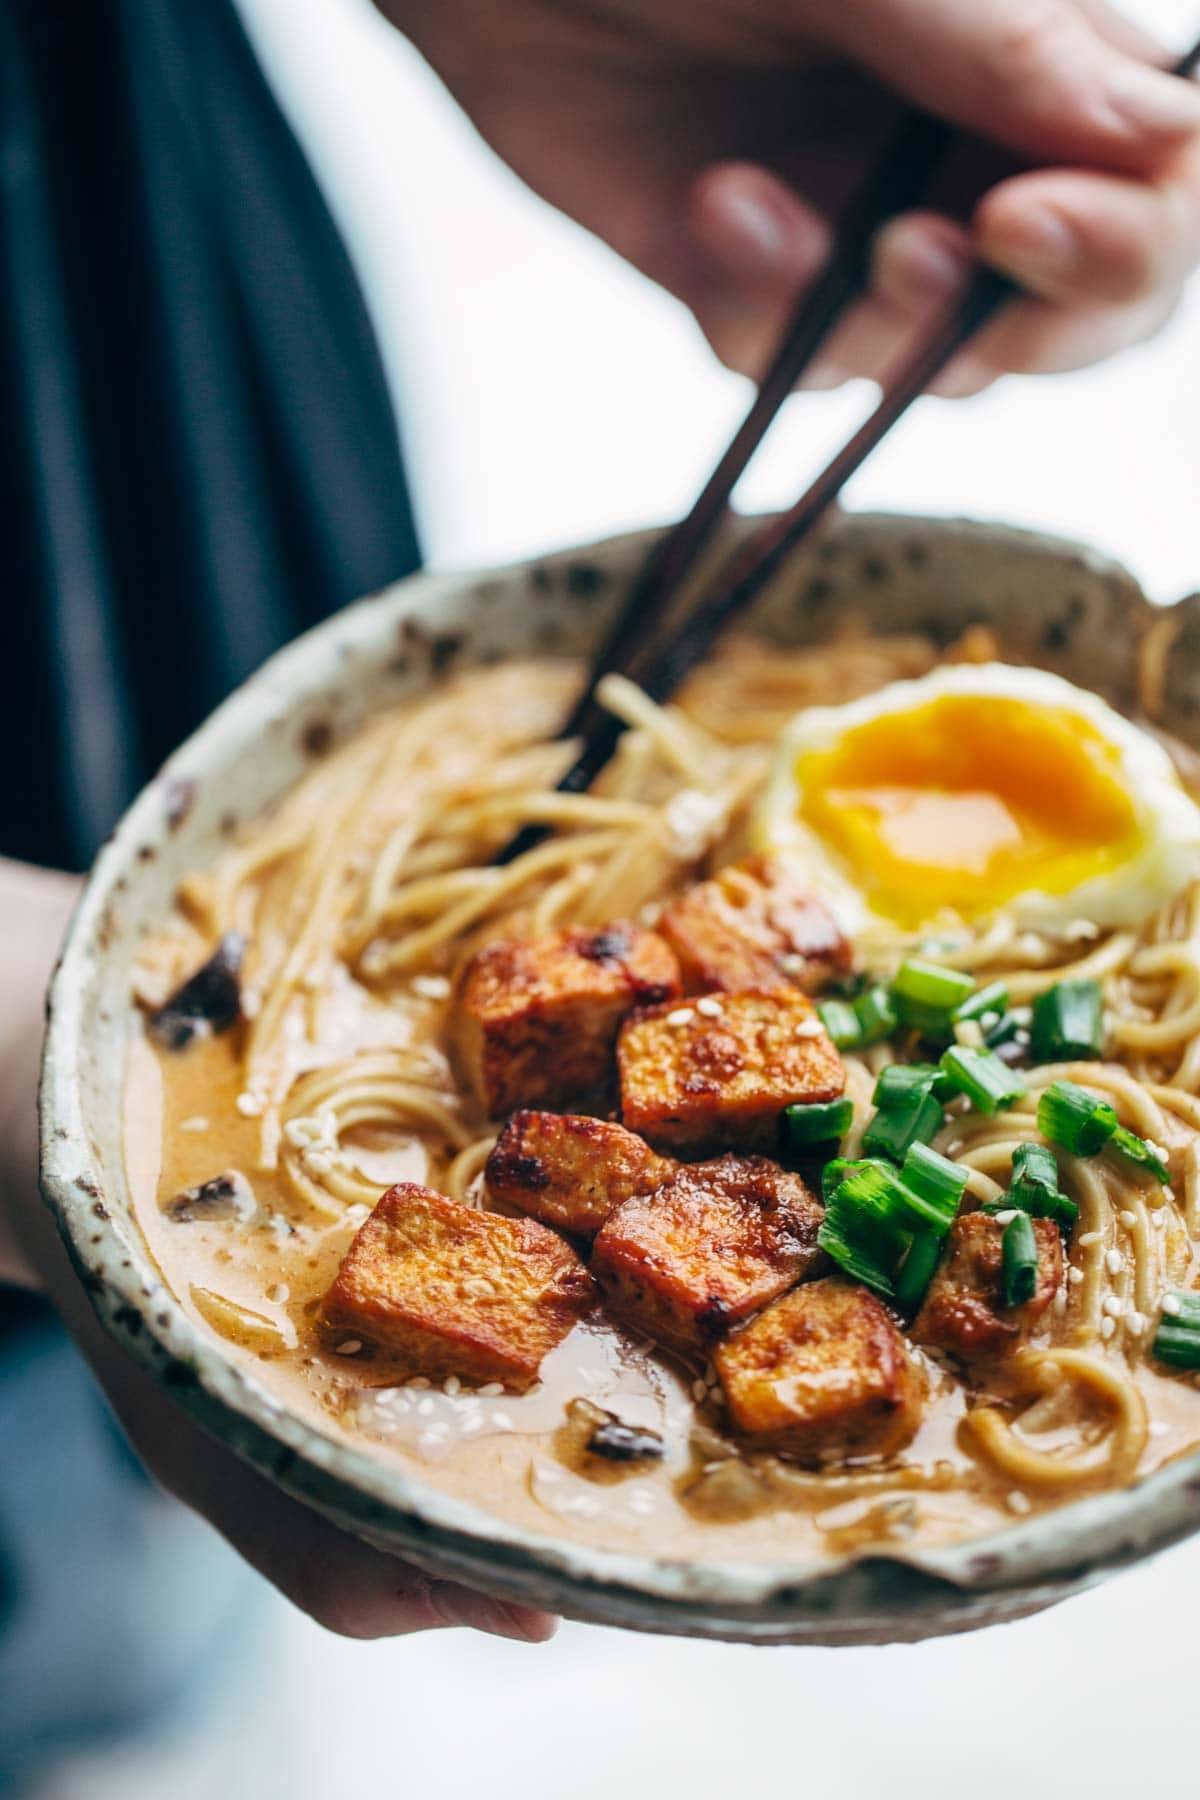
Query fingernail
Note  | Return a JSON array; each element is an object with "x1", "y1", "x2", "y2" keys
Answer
[
  {"x1": 717, "y1": 189, "x2": 786, "y2": 270},
  {"x1": 426, "y1": 1581, "x2": 554, "y2": 1642},
  {"x1": 1107, "y1": 63, "x2": 1200, "y2": 137},
  {"x1": 991, "y1": 208, "x2": 1080, "y2": 283}
]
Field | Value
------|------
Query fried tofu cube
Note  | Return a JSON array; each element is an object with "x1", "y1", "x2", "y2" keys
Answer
[
  {"x1": 454, "y1": 922, "x2": 681, "y2": 1118},
  {"x1": 485, "y1": 1111, "x2": 677, "y2": 1239},
  {"x1": 618, "y1": 986, "x2": 844, "y2": 1155},
  {"x1": 591, "y1": 1154, "x2": 824, "y2": 1354},
  {"x1": 912, "y1": 1212, "x2": 1062, "y2": 1363},
  {"x1": 660, "y1": 855, "x2": 851, "y2": 996},
  {"x1": 322, "y1": 1182, "x2": 594, "y2": 1389},
  {"x1": 716, "y1": 1276, "x2": 925, "y2": 1461}
]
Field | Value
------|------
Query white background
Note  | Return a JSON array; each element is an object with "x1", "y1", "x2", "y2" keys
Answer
[{"x1": 53, "y1": 2, "x2": 1200, "y2": 1794}]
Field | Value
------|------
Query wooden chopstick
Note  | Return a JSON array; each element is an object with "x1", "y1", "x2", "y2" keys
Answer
[
  {"x1": 496, "y1": 31, "x2": 1200, "y2": 865},
  {"x1": 552, "y1": 112, "x2": 955, "y2": 763}
]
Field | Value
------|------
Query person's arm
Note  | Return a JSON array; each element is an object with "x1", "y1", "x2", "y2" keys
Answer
[
  {"x1": 395, "y1": 0, "x2": 1200, "y2": 394},
  {"x1": 0, "y1": 858, "x2": 554, "y2": 1642}
]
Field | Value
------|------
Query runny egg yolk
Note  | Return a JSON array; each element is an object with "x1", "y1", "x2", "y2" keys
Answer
[{"x1": 795, "y1": 693, "x2": 1143, "y2": 927}]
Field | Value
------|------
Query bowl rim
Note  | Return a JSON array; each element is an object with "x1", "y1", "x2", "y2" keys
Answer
[{"x1": 39, "y1": 510, "x2": 1200, "y2": 1635}]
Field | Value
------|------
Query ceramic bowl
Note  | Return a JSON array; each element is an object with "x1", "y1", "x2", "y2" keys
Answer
[{"x1": 40, "y1": 511, "x2": 1200, "y2": 1644}]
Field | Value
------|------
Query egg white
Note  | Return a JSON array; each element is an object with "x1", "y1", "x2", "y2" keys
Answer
[{"x1": 754, "y1": 662, "x2": 1200, "y2": 937}]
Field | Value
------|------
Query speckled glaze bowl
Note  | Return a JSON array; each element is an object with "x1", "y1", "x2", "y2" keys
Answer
[{"x1": 40, "y1": 512, "x2": 1200, "y2": 1645}]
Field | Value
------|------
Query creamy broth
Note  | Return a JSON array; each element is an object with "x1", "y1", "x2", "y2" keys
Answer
[{"x1": 123, "y1": 639, "x2": 1200, "y2": 1565}]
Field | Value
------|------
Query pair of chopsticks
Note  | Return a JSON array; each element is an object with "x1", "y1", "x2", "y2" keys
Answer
[{"x1": 498, "y1": 32, "x2": 1200, "y2": 866}]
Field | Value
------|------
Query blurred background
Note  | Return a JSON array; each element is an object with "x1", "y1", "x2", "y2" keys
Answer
[{"x1": 29, "y1": 0, "x2": 1200, "y2": 1793}]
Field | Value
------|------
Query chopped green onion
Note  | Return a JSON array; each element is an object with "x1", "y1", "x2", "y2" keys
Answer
[
  {"x1": 984, "y1": 1007, "x2": 1031, "y2": 1052},
  {"x1": 820, "y1": 1157, "x2": 865, "y2": 1202},
  {"x1": 953, "y1": 980, "x2": 1009, "y2": 1026},
  {"x1": 815, "y1": 1218, "x2": 896, "y2": 1299},
  {"x1": 818, "y1": 999, "x2": 861, "y2": 1050},
  {"x1": 784, "y1": 1097, "x2": 854, "y2": 1150},
  {"x1": 1030, "y1": 980, "x2": 1105, "y2": 1063},
  {"x1": 901, "y1": 1141, "x2": 969, "y2": 1229},
  {"x1": 862, "y1": 1089, "x2": 944, "y2": 1162},
  {"x1": 1108, "y1": 1124, "x2": 1170, "y2": 1185},
  {"x1": 1037, "y1": 1080, "x2": 1118, "y2": 1155},
  {"x1": 1001, "y1": 1212, "x2": 1039, "y2": 1307},
  {"x1": 893, "y1": 1231, "x2": 943, "y2": 1312},
  {"x1": 872, "y1": 1063, "x2": 940, "y2": 1106},
  {"x1": 853, "y1": 985, "x2": 899, "y2": 1047},
  {"x1": 890, "y1": 960, "x2": 975, "y2": 1038},
  {"x1": 1000, "y1": 1141, "x2": 1079, "y2": 1232},
  {"x1": 939, "y1": 1045, "x2": 1026, "y2": 1115},
  {"x1": 1153, "y1": 1293, "x2": 1200, "y2": 1368}
]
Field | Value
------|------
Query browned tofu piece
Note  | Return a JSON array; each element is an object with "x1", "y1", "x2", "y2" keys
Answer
[
  {"x1": 322, "y1": 1182, "x2": 594, "y2": 1389},
  {"x1": 911, "y1": 1212, "x2": 1062, "y2": 1363},
  {"x1": 660, "y1": 855, "x2": 851, "y2": 996},
  {"x1": 716, "y1": 1276, "x2": 925, "y2": 1461},
  {"x1": 485, "y1": 1111, "x2": 677, "y2": 1239},
  {"x1": 454, "y1": 922, "x2": 681, "y2": 1117},
  {"x1": 618, "y1": 986, "x2": 844, "y2": 1155},
  {"x1": 591, "y1": 1155, "x2": 824, "y2": 1354}
]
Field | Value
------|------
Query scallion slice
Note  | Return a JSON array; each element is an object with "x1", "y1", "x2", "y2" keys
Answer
[
  {"x1": 953, "y1": 980, "x2": 1009, "y2": 1027},
  {"x1": 862, "y1": 1088, "x2": 944, "y2": 1163},
  {"x1": 1037, "y1": 1080, "x2": 1119, "y2": 1155},
  {"x1": 784, "y1": 1097, "x2": 854, "y2": 1150},
  {"x1": 1030, "y1": 979, "x2": 1105, "y2": 1063},
  {"x1": 821, "y1": 1157, "x2": 865, "y2": 1202},
  {"x1": 872, "y1": 1063, "x2": 940, "y2": 1107},
  {"x1": 890, "y1": 959, "x2": 975, "y2": 1036},
  {"x1": 893, "y1": 1230, "x2": 943, "y2": 1312},
  {"x1": 818, "y1": 999, "x2": 861, "y2": 1050},
  {"x1": 1153, "y1": 1293, "x2": 1200, "y2": 1368},
  {"x1": 901, "y1": 1141, "x2": 969, "y2": 1230},
  {"x1": 815, "y1": 1218, "x2": 897, "y2": 1300},
  {"x1": 853, "y1": 985, "x2": 899, "y2": 1047},
  {"x1": 1108, "y1": 1124, "x2": 1170, "y2": 1185},
  {"x1": 939, "y1": 1044, "x2": 1026, "y2": 1115},
  {"x1": 1001, "y1": 1211, "x2": 1039, "y2": 1307},
  {"x1": 997, "y1": 1141, "x2": 1079, "y2": 1232}
]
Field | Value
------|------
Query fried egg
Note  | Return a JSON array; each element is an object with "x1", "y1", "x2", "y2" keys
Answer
[{"x1": 754, "y1": 662, "x2": 1200, "y2": 935}]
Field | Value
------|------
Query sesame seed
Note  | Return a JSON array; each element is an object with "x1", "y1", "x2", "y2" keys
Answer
[
  {"x1": 235, "y1": 1092, "x2": 263, "y2": 1118},
  {"x1": 992, "y1": 1209, "x2": 1018, "y2": 1226},
  {"x1": 266, "y1": 1283, "x2": 289, "y2": 1304},
  {"x1": 1007, "y1": 1490, "x2": 1033, "y2": 1515},
  {"x1": 180, "y1": 1115, "x2": 210, "y2": 1133},
  {"x1": 1163, "y1": 1186, "x2": 1176, "y2": 1203},
  {"x1": 1078, "y1": 1230, "x2": 1103, "y2": 1247},
  {"x1": 443, "y1": 1375, "x2": 462, "y2": 1396},
  {"x1": 1146, "y1": 1141, "x2": 1170, "y2": 1167},
  {"x1": 1068, "y1": 1266, "x2": 1084, "y2": 1286},
  {"x1": 1162, "y1": 1294, "x2": 1183, "y2": 1317},
  {"x1": 241, "y1": 989, "x2": 262, "y2": 1019},
  {"x1": 1014, "y1": 1029, "x2": 1032, "y2": 1048},
  {"x1": 979, "y1": 1011, "x2": 1001, "y2": 1033},
  {"x1": 696, "y1": 996, "x2": 724, "y2": 1019},
  {"x1": 1118, "y1": 1210, "x2": 1137, "y2": 1229},
  {"x1": 1105, "y1": 1248, "x2": 1124, "y2": 1276},
  {"x1": 334, "y1": 1339, "x2": 363, "y2": 1356},
  {"x1": 407, "y1": 1376, "x2": 431, "y2": 1389},
  {"x1": 793, "y1": 1016, "x2": 824, "y2": 1039},
  {"x1": 1127, "y1": 1311, "x2": 1147, "y2": 1337},
  {"x1": 1100, "y1": 1316, "x2": 1116, "y2": 1339},
  {"x1": 478, "y1": 1382, "x2": 504, "y2": 1397},
  {"x1": 666, "y1": 1007, "x2": 695, "y2": 1028},
  {"x1": 411, "y1": 973, "x2": 451, "y2": 1001},
  {"x1": 1103, "y1": 1295, "x2": 1124, "y2": 1318},
  {"x1": 1053, "y1": 1286, "x2": 1069, "y2": 1315}
]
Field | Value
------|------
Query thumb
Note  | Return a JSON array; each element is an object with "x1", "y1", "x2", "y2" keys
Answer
[{"x1": 813, "y1": 0, "x2": 1200, "y2": 172}]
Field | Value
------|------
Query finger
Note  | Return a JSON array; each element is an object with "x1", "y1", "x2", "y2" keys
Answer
[
  {"x1": 975, "y1": 154, "x2": 1200, "y2": 306},
  {"x1": 815, "y1": 0, "x2": 1200, "y2": 172},
  {"x1": 680, "y1": 161, "x2": 831, "y2": 376}
]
